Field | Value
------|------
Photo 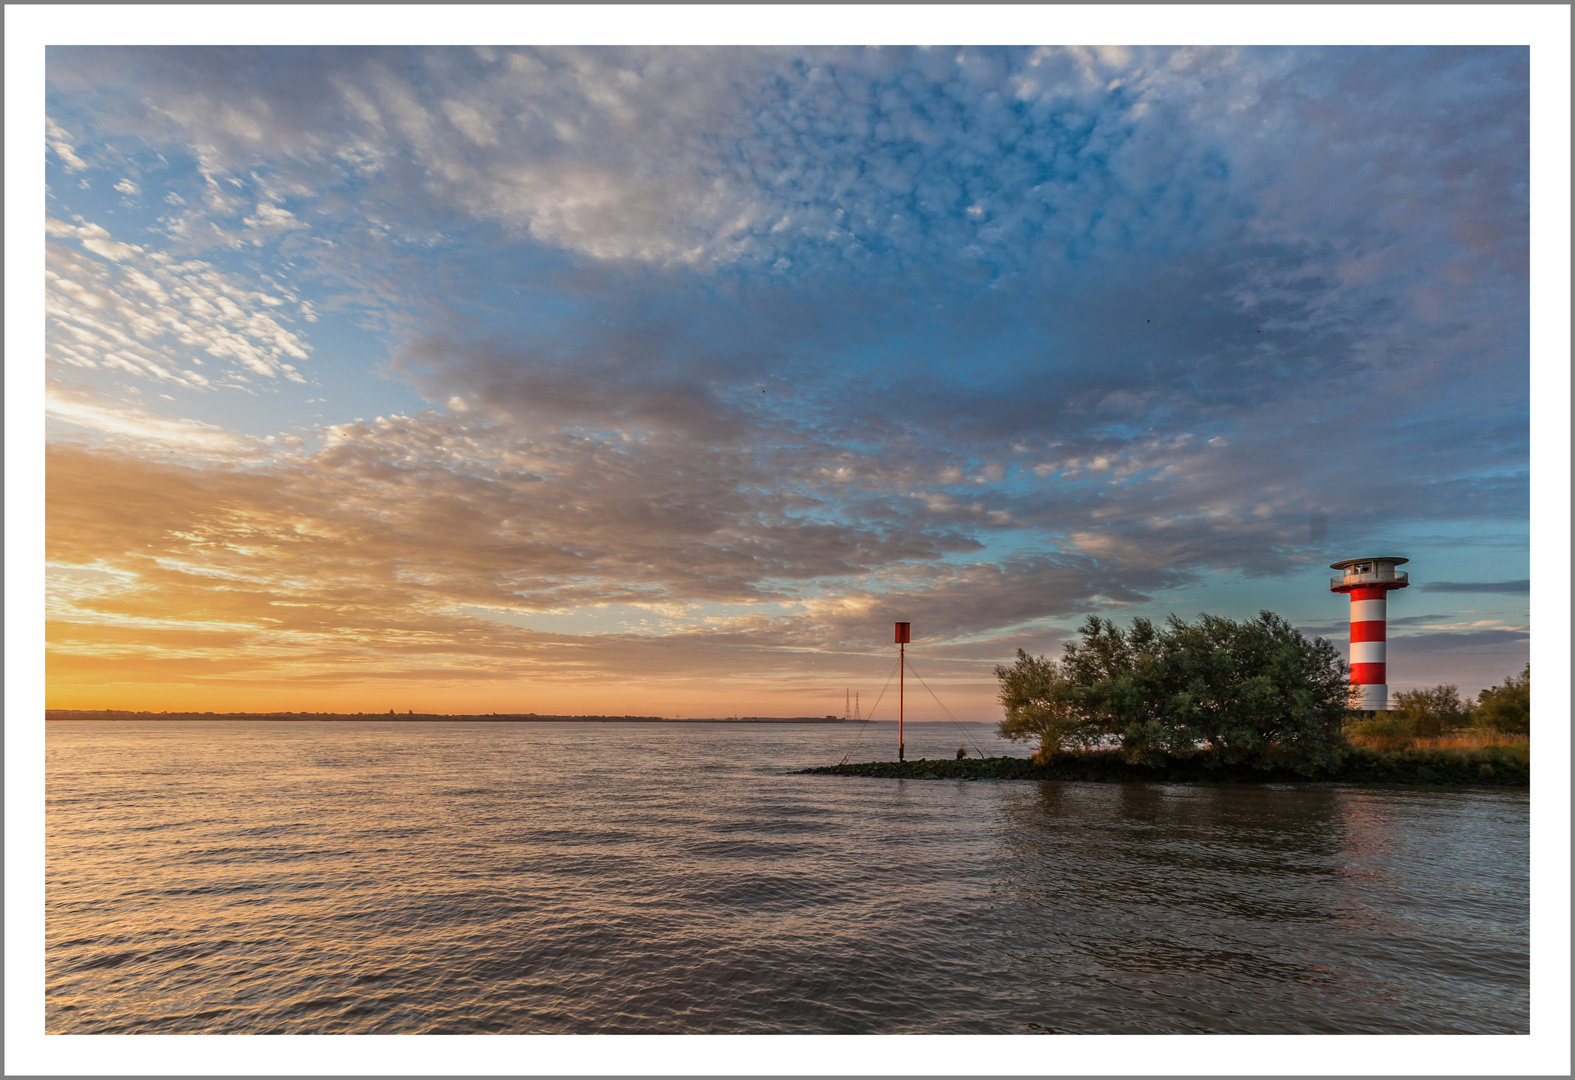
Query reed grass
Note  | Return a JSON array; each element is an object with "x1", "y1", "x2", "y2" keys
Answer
[
  {"x1": 1408, "y1": 731, "x2": 1529, "y2": 750},
  {"x1": 1345, "y1": 728, "x2": 1530, "y2": 752}
]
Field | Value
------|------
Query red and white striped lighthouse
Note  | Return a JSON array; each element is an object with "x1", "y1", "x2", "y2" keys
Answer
[{"x1": 1330, "y1": 556, "x2": 1409, "y2": 710}]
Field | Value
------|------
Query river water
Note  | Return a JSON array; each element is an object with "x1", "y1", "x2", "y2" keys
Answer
[{"x1": 46, "y1": 720, "x2": 1528, "y2": 1034}]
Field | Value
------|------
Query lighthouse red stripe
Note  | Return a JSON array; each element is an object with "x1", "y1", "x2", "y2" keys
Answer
[
  {"x1": 1350, "y1": 621, "x2": 1386, "y2": 642},
  {"x1": 1351, "y1": 662, "x2": 1386, "y2": 684},
  {"x1": 1348, "y1": 587, "x2": 1390, "y2": 602}
]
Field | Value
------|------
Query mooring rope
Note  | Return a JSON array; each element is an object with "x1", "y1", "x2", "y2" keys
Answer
[
  {"x1": 903, "y1": 656, "x2": 991, "y2": 759},
  {"x1": 837, "y1": 655, "x2": 901, "y2": 765}
]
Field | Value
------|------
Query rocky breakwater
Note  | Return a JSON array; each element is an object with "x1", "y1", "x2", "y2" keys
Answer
[{"x1": 803, "y1": 747, "x2": 1528, "y2": 787}]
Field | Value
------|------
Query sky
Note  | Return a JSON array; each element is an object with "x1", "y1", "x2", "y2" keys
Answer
[{"x1": 37, "y1": 42, "x2": 1537, "y2": 717}]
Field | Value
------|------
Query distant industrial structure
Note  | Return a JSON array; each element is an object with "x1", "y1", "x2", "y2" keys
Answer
[
  {"x1": 1330, "y1": 556, "x2": 1409, "y2": 711},
  {"x1": 843, "y1": 689, "x2": 861, "y2": 721}
]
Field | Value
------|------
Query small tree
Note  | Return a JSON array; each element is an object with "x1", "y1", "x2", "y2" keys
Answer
[
  {"x1": 1474, "y1": 665, "x2": 1530, "y2": 734},
  {"x1": 994, "y1": 648, "x2": 1092, "y2": 761}
]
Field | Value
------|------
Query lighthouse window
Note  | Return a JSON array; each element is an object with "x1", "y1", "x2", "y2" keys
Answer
[{"x1": 1353, "y1": 563, "x2": 1372, "y2": 574}]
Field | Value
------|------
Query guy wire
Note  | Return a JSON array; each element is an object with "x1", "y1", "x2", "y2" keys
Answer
[
  {"x1": 837, "y1": 655, "x2": 901, "y2": 765},
  {"x1": 903, "y1": 656, "x2": 991, "y2": 759}
]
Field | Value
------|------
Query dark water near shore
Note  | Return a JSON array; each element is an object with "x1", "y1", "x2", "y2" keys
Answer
[{"x1": 47, "y1": 721, "x2": 1528, "y2": 1034}]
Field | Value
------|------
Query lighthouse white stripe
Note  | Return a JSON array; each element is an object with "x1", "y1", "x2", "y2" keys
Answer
[
  {"x1": 1358, "y1": 684, "x2": 1388, "y2": 710},
  {"x1": 1349, "y1": 598, "x2": 1387, "y2": 623},
  {"x1": 1350, "y1": 640, "x2": 1386, "y2": 665}
]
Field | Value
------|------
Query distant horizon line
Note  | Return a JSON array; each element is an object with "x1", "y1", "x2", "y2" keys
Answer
[{"x1": 45, "y1": 709, "x2": 991, "y2": 724}]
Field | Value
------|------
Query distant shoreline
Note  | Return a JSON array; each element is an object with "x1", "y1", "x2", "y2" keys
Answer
[{"x1": 45, "y1": 710, "x2": 853, "y2": 724}]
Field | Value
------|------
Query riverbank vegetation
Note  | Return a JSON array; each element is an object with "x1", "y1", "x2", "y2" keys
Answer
[
  {"x1": 1345, "y1": 666, "x2": 1530, "y2": 750},
  {"x1": 809, "y1": 613, "x2": 1532, "y2": 788},
  {"x1": 992, "y1": 613, "x2": 1530, "y2": 770}
]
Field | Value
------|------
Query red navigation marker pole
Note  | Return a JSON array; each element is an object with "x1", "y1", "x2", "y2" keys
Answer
[{"x1": 895, "y1": 622, "x2": 910, "y2": 761}]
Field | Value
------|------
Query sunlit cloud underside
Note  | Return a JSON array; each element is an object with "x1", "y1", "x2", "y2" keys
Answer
[{"x1": 43, "y1": 46, "x2": 1529, "y2": 714}]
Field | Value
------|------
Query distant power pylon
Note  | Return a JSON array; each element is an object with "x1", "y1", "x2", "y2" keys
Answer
[{"x1": 843, "y1": 689, "x2": 863, "y2": 721}]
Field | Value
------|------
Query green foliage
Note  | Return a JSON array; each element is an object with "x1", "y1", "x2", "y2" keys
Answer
[
  {"x1": 1474, "y1": 665, "x2": 1530, "y2": 734},
  {"x1": 996, "y1": 612, "x2": 1352, "y2": 773},
  {"x1": 1389, "y1": 684, "x2": 1473, "y2": 738},
  {"x1": 994, "y1": 648, "x2": 1094, "y2": 759},
  {"x1": 1346, "y1": 712, "x2": 1417, "y2": 750}
]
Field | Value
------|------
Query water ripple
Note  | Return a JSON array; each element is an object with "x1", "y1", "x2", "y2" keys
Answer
[{"x1": 47, "y1": 721, "x2": 1528, "y2": 1033}]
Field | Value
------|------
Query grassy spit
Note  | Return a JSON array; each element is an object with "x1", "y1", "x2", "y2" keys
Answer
[{"x1": 804, "y1": 745, "x2": 1528, "y2": 787}]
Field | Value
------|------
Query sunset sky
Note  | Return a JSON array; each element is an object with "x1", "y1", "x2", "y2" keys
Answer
[{"x1": 37, "y1": 39, "x2": 1538, "y2": 717}]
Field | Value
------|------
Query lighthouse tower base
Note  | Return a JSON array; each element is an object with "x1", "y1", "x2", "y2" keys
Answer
[{"x1": 1354, "y1": 684, "x2": 1387, "y2": 711}]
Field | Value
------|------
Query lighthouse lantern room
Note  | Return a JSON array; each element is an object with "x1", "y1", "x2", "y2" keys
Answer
[{"x1": 1329, "y1": 556, "x2": 1409, "y2": 711}]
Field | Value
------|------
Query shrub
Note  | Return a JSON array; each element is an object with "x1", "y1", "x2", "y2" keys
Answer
[
  {"x1": 1347, "y1": 712, "x2": 1419, "y2": 750},
  {"x1": 1390, "y1": 684, "x2": 1473, "y2": 738},
  {"x1": 1475, "y1": 665, "x2": 1530, "y2": 734}
]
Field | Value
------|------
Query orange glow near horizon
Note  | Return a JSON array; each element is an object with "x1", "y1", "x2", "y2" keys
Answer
[{"x1": 45, "y1": 445, "x2": 997, "y2": 718}]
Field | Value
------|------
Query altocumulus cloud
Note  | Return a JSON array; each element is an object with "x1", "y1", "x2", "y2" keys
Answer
[{"x1": 43, "y1": 46, "x2": 1528, "y2": 707}]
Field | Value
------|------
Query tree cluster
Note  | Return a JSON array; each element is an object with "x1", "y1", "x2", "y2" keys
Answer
[
  {"x1": 996, "y1": 611, "x2": 1352, "y2": 773},
  {"x1": 1473, "y1": 665, "x2": 1530, "y2": 734},
  {"x1": 1349, "y1": 664, "x2": 1530, "y2": 745}
]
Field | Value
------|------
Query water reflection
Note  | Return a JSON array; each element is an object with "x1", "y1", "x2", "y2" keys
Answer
[{"x1": 985, "y1": 782, "x2": 1527, "y2": 1032}]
